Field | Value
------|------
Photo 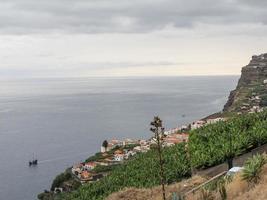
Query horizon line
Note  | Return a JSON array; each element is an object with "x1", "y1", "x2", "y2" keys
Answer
[{"x1": 0, "y1": 74, "x2": 241, "y2": 80}]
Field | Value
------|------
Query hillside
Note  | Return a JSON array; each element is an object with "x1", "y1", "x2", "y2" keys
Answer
[
  {"x1": 223, "y1": 53, "x2": 267, "y2": 113},
  {"x1": 107, "y1": 161, "x2": 267, "y2": 200},
  {"x1": 39, "y1": 110, "x2": 267, "y2": 200},
  {"x1": 106, "y1": 176, "x2": 207, "y2": 200}
]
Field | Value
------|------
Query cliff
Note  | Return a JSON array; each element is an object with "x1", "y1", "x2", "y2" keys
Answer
[{"x1": 223, "y1": 53, "x2": 267, "y2": 113}]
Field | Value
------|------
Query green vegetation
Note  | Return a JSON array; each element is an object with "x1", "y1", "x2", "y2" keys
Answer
[
  {"x1": 43, "y1": 110, "x2": 267, "y2": 200},
  {"x1": 38, "y1": 192, "x2": 54, "y2": 200},
  {"x1": 252, "y1": 84, "x2": 265, "y2": 94},
  {"x1": 85, "y1": 146, "x2": 120, "y2": 163},
  {"x1": 260, "y1": 94, "x2": 267, "y2": 107},
  {"x1": 189, "y1": 110, "x2": 267, "y2": 168},
  {"x1": 58, "y1": 144, "x2": 190, "y2": 200},
  {"x1": 51, "y1": 170, "x2": 72, "y2": 191},
  {"x1": 91, "y1": 164, "x2": 119, "y2": 174},
  {"x1": 242, "y1": 154, "x2": 266, "y2": 184}
]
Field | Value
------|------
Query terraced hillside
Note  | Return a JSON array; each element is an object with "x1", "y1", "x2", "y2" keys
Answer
[{"x1": 224, "y1": 53, "x2": 267, "y2": 113}]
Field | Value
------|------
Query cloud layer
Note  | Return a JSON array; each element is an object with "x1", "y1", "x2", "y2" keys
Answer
[
  {"x1": 1, "y1": 0, "x2": 267, "y2": 34},
  {"x1": 0, "y1": 0, "x2": 267, "y2": 77}
]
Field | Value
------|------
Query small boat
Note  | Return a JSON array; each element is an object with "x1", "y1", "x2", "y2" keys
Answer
[
  {"x1": 29, "y1": 159, "x2": 38, "y2": 166},
  {"x1": 29, "y1": 154, "x2": 38, "y2": 166}
]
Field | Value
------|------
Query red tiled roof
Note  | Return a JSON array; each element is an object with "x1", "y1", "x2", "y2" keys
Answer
[
  {"x1": 81, "y1": 171, "x2": 91, "y2": 179},
  {"x1": 84, "y1": 162, "x2": 97, "y2": 167}
]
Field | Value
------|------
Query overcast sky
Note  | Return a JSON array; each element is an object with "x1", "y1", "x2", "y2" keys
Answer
[{"x1": 1, "y1": 0, "x2": 267, "y2": 78}]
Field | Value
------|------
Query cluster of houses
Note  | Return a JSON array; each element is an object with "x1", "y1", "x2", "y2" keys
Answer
[
  {"x1": 71, "y1": 132, "x2": 191, "y2": 183},
  {"x1": 163, "y1": 117, "x2": 227, "y2": 133},
  {"x1": 71, "y1": 162, "x2": 103, "y2": 183},
  {"x1": 190, "y1": 117, "x2": 226, "y2": 130},
  {"x1": 238, "y1": 94, "x2": 264, "y2": 114},
  {"x1": 163, "y1": 133, "x2": 189, "y2": 147},
  {"x1": 101, "y1": 139, "x2": 150, "y2": 157},
  {"x1": 71, "y1": 116, "x2": 232, "y2": 184},
  {"x1": 72, "y1": 139, "x2": 142, "y2": 183}
]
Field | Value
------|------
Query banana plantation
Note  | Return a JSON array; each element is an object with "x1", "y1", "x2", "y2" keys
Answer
[{"x1": 51, "y1": 110, "x2": 267, "y2": 200}]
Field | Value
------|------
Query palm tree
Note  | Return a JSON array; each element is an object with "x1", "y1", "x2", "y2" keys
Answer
[{"x1": 150, "y1": 116, "x2": 166, "y2": 200}]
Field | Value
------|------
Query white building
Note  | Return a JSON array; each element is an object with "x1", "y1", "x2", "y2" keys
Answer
[
  {"x1": 122, "y1": 138, "x2": 138, "y2": 146},
  {"x1": 83, "y1": 162, "x2": 97, "y2": 170},
  {"x1": 206, "y1": 118, "x2": 225, "y2": 124},
  {"x1": 101, "y1": 146, "x2": 106, "y2": 153},
  {"x1": 124, "y1": 150, "x2": 136, "y2": 159},
  {"x1": 191, "y1": 120, "x2": 206, "y2": 130},
  {"x1": 114, "y1": 154, "x2": 124, "y2": 162},
  {"x1": 72, "y1": 164, "x2": 83, "y2": 175}
]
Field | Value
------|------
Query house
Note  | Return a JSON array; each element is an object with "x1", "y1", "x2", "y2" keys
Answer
[
  {"x1": 206, "y1": 118, "x2": 225, "y2": 124},
  {"x1": 250, "y1": 106, "x2": 263, "y2": 113},
  {"x1": 122, "y1": 138, "x2": 138, "y2": 146},
  {"x1": 80, "y1": 171, "x2": 91, "y2": 181},
  {"x1": 241, "y1": 106, "x2": 248, "y2": 111},
  {"x1": 133, "y1": 146, "x2": 142, "y2": 152},
  {"x1": 164, "y1": 127, "x2": 183, "y2": 135},
  {"x1": 164, "y1": 133, "x2": 189, "y2": 146},
  {"x1": 141, "y1": 145, "x2": 150, "y2": 153},
  {"x1": 84, "y1": 162, "x2": 97, "y2": 171},
  {"x1": 179, "y1": 125, "x2": 189, "y2": 132},
  {"x1": 176, "y1": 133, "x2": 189, "y2": 142},
  {"x1": 124, "y1": 150, "x2": 136, "y2": 159},
  {"x1": 164, "y1": 137, "x2": 180, "y2": 147},
  {"x1": 114, "y1": 153, "x2": 124, "y2": 162},
  {"x1": 54, "y1": 187, "x2": 63, "y2": 194},
  {"x1": 114, "y1": 149, "x2": 123, "y2": 154},
  {"x1": 72, "y1": 163, "x2": 83, "y2": 175},
  {"x1": 139, "y1": 140, "x2": 148, "y2": 146},
  {"x1": 191, "y1": 120, "x2": 206, "y2": 130},
  {"x1": 100, "y1": 146, "x2": 106, "y2": 153},
  {"x1": 95, "y1": 161, "x2": 110, "y2": 166},
  {"x1": 109, "y1": 139, "x2": 123, "y2": 147}
]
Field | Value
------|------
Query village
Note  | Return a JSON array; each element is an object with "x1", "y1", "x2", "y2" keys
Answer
[{"x1": 69, "y1": 116, "x2": 230, "y2": 185}]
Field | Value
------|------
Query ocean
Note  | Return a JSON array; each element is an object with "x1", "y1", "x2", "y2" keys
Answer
[{"x1": 0, "y1": 76, "x2": 238, "y2": 200}]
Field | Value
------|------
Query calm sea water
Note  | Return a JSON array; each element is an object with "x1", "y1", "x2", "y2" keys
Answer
[{"x1": 0, "y1": 76, "x2": 238, "y2": 200}]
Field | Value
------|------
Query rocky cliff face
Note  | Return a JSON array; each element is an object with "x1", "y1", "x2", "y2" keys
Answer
[{"x1": 223, "y1": 53, "x2": 267, "y2": 113}]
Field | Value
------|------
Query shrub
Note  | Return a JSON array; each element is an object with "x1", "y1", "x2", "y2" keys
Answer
[
  {"x1": 242, "y1": 154, "x2": 266, "y2": 184},
  {"x1": 51, "y1": 171, "x2": 72, "y2": 191}
]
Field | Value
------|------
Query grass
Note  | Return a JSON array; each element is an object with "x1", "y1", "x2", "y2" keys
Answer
[
  {"x1": 106, "y1": 176, "x2": 207, "y2": 200},
  {"x1": 186, "y1": 155, "x2": 267, "y2": 200}
]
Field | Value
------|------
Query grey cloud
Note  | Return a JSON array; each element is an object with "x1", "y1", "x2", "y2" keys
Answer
[{"x1": 0, "y1": 0, "x2": 267, "y2": 34}]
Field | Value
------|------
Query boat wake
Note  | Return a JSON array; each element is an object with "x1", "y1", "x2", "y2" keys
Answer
[{"x1": 37, "y1": 151, "x2": 93, "y2": 164}]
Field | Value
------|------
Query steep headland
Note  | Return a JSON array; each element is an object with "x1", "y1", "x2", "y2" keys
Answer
[{"x1": 223, "y1": 53, "x2": 267, "y2": 113}]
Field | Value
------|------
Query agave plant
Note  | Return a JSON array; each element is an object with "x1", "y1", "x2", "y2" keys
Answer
[{"x1": 242, "y1": 154, "x2": 266, "y2": 184}]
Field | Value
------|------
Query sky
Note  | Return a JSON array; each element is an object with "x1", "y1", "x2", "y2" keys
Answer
[{"x1": 1, "y1": 0, "x2": 267, "y2": 78}]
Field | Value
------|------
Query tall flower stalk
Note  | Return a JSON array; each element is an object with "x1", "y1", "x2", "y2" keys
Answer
[{"x1": 150, "y1": 116, "x2": 166, "y2": 200}]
